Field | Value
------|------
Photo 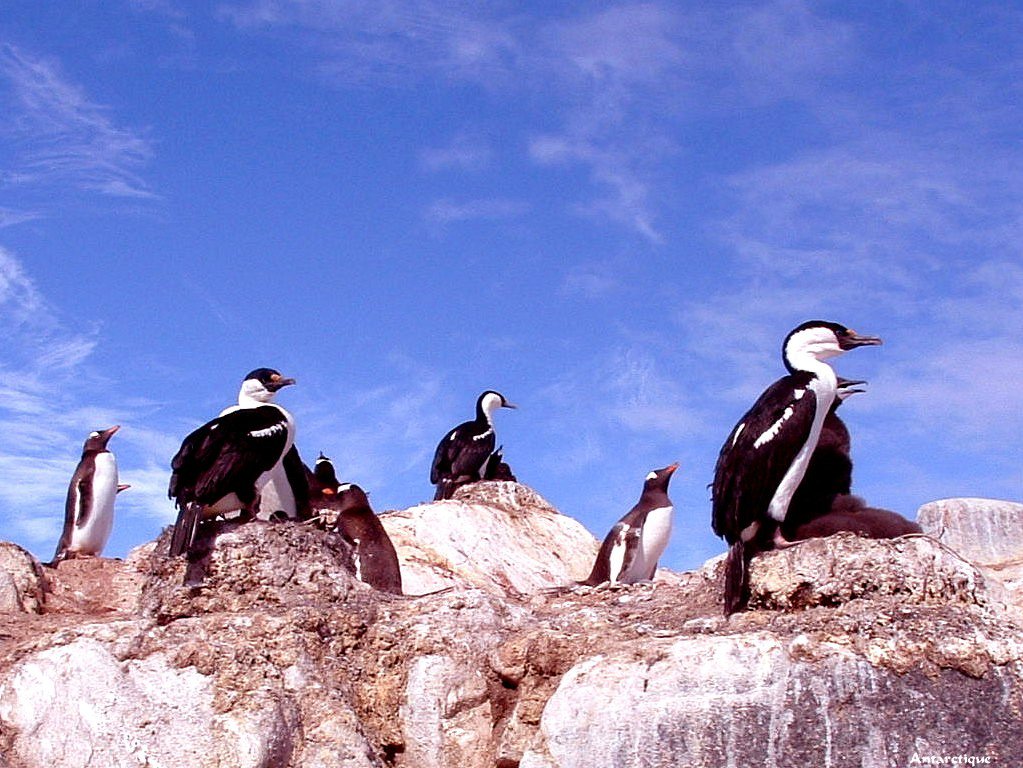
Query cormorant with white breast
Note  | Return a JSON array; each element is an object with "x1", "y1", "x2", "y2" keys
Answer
[
  {"x1": 712, "y1": 321, "x2": 882, "y2": 615},
  {"x1": 582, "y1": 463, "x2": 679, "y2": 586},
  {"x1": 782, "y1": 376, "x2": 865, "y2": 536},
  {"x1": 430, "y1": 390, "x2": 516, "y2": 500},
  {"x1": 168, "y1": 368, "x2": 296, "y2": 557},
  {"x1": 258, "y1": 444, "x2": 311, "y2": 521},
  {"x1": 782, "y1": 377, "x2": 922, "y2": 544},
  {"x1": 51, "y1": 425, "x2": 125, "y2": 565}
]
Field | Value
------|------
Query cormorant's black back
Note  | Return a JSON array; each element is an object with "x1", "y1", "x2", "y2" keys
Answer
[
  {"x1": 712, "y1": 372, "x2": 816, "y2": 542},
  {"x1": 168, "y1": 405, "x2": 291, "y2": 508}
]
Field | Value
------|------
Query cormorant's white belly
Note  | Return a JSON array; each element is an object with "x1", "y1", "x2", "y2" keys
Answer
[
  {"x1": 71, "y1": 453, "x2": 118, "y2": 555},
  {"x1": 768, "y1": 375, "x2": 836, "y2": 522},
  {"x1": 257, "y1": 463, "x2": 297, "y2": 520},
  {"x1": 203, "y1": 468, "x2": 277, "y2": 517}
]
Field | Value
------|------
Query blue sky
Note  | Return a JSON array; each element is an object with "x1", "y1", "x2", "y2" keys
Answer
[{"x1": 0, "y1": 1, "x2": 1020, "y2": 571}]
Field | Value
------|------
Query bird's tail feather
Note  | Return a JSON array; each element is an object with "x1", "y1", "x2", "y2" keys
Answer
[
  {"x1": 723, "y1": 540, "x2": 752, "y2": 616},
  {"x1": 169, "y1": 503, "x2": 200, "y2": 557}
]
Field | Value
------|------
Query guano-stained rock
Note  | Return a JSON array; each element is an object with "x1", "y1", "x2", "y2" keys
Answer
[
  {"x1": 381, "y1": 482, "x2": 599, "y2": 596},
  {"x1": 0, "y1": 638, "x2": 220, "y2": 768},
  {"x1": 747, "y1": 532, "x2": 990, "y2": 610},
  {"x1": 0, "y1": 542, "x2": 47, "y2": 614},
  {"x1": 918, "y1": 497, "x2": 1023, "y2": 606},
  {"x1": 1, "y1": 491, "x2": 1022, "y2": 768},
  {"x1": 917, "y1": 498, "x2": 1023, "y2": 565},
  {"x1": 518, "y1": 633, "x2": 1023, "y2": 768}
]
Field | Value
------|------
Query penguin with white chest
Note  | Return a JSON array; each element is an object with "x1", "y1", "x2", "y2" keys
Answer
[
  {"x1": 168, "y1": 368, "x2": 296, "y2": 557},
  {"x1": 51, "y1": 425, "x2": 124, "y2": 565},
  {"x1": 430, "y1": 390, "x2": 516, "y2": 500},
  {"x1": 582, "y1": 463, "x2": 679, "y2": 586},
  {"x1": 712, "y1": 321, "x2": 882, "y2": 615}
]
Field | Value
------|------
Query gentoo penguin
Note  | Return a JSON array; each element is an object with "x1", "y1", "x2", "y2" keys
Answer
[
  {"x1": 782, "y1": 377, "x2": 865, "y2": 536},
  {"x1": 168, "y1": 368, "x2": 296, "y2": 557},
  {"x1": 51, "y1": 425, "x2": 123, "y2": 565},
  {"x1": 430, "y1": 390, "x2": 516, "y2": 500},
  {"x1": 712, "y1": 321, "x2": 882, "y2": 615},
  {"x1": 790, "y1": 494, "x2": 922, "y2": 540},
  {"x1": 331, "y1": 483, "x2": 403, "y2": 594},
  {"x1": 581, "y1": 463, "x2": 679, "y2": 586},
  {"x1": 305, "y1": 452, "x2": 342, "y2": 528},
  {"x1": 308, "y1": 452, "x2": 341, "y2": 499}
]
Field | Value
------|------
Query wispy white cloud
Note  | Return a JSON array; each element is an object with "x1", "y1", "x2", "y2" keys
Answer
[
  {"x1": 529, "y1": 134, "x2": 666, "y2": 244},
  {"x1": 420, "y1": 134, "x2": 492, "y2": 172},
  {"x1": 0, "y1": 43, "x2": 156, "y2": 202},
  {"x1": 292, "y1": 362, "x2": 452, "y2": 504},
  {"x1": 604, "y1": 348, "x2": 706, "y2": 439},
  {"x1": 727, "y1": 0, "x2": 855, "y2": 101},
  {"x1": 534, "y1": 343, "x2": 709, "y2": 473},
  {"x1": 208, "y1": 2, "x2": 864, "y2": 244},
  {"x1": 0, "y1": 247, "x2": 178, "y2": 553},
  {"x1": 560, "y1": 261, "x2": 619, "y2": 300},
  {"x1": 127, "y1": 0, "x2": 188, "y2": 21},
  {"x1": 0, "y1": 208, "x2": 42, "y2": 228},
  {"x1": 216, "y1": 0, "x2": 519, "y2": 86},
  {"x1": 424, "y1": 197, "x2": 529, "y2": 224}
]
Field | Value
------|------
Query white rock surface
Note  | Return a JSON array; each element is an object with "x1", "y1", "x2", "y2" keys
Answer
[
  {"x1": 918, "y1": 497, "x2": 1023, "y2": 604},
  {"x1": 381, "y1": 482, "x2": 599, "y2": 596},
  {"x1": 3, "y1": 487, "x2": 1023, "y2": 768},
  {"x1": 917, "y1": 498, "x2": 1023, "y2": 564},
  {"x1": 0, "y1": 542, "x2": 47, "y2": 614},
  {"x1": 0, "y1": 638, "x2": 219, "y2": 768},
  {"x1": 520, "y1": 632, "x2": 1023, "y2": 768}
]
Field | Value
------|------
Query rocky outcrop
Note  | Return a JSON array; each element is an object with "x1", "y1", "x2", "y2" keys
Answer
[
  {"x1": 520, "y1": 634, "x2": 1022, "y2": 768},
  {"x1": 918, "y1": 498, "x2": 1023, "y2": 564},
  {"x1": 381, "y1": 481, "x2": 598, "y2": 596},
  {"x1": 1, "y1": 489, "x2": 1022, "y2": 768},
  {"x1": 0, "y1": 543, "x2": 46, "y2": 614},
  {"x1": 918, "y1": 498, "x2": 1023, "y2": 604}
]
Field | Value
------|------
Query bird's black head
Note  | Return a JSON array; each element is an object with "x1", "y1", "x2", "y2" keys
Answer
[
  {"x1": 239, "y1": 368, "x2": 296, "y2": 403},
  {"x1": 244, "y1": 368, "x2": 297, "y2": 391},
  {"x1": 314, "y1": 454, "x2": 340, "y2": 491},
  {"x1": 642, "y1": 463, "x2": 679, "y2": 493},
  {"x1": 782, "y1": 321, "x2": 882, "y2": 373},
  {"x1": 82, "y1": 425, "x2": 120, "y2": 454},
  {"x1": 336, "y1": 482, "x2": 371, "y2": 512}
]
